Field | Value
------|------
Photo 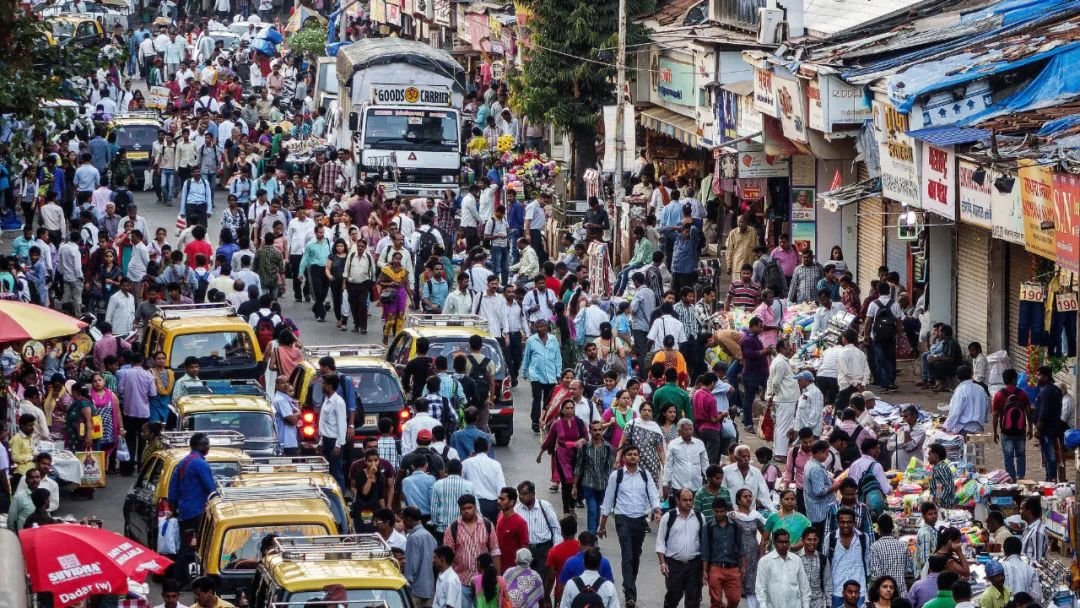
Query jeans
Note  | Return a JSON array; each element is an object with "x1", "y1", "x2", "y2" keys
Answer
[
  {"x1": 1001, "y1": 434, "x2": 1026, "y2": 481},
  {"x1": 582, "y1": 486, "x2": 602, "y2": 533},
  {"x1": 1040, "y1": 433, "x2": 1061, "y2": 481},
  {"x1": 632, "y1": 330, "x2": 650, "y2": 377},
  {"x1": 614, "y1": 514, "x2": 649, "y2": 601},
  {"x1": 872, "y1": 339, "x2": 896, "y2": 388},
  {"x1": 1018, "y1": 300, "x2": 1048, "y2": 347},
  {"x1": 1048, "y1": 306, "x2": 1078, "y2": 357},
  {"x1": 530, "y1": 382, "x2": 554, "y2": 427},
  {"x1": 160, "y1": 169, "x2": 177, "y2": 202},
  {"x1": 699, "y1": 428, "x2": 722, "y2": 465},
  {"x1": 529, "y1": 228, "x2": 547, "y2": 264},
  {"x1": 509, "y1": 229, "x2": 523, "y2": 264},
  {"x1": 490, "y1": 245, "x2": 510, "y2": 285},
  {"x1": 614, "y1": 263, "x2": 644, "y2": 295},
  {"x1": 321, "y1": 436, "x2": 345, "y2": 491},
  {"x1": 186, "y1": 203, "x2": 208, "y2": 230},
  {"x1": 503, "y1": 331, "x2": 524, "y2": 381},
  {"x1": 460, "y1": 586, "x2": 475, "y2": 608},
  {"x1": 741, "y1": 374, "x2": 765, "y2": 429}
]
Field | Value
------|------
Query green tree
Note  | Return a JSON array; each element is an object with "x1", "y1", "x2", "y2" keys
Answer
[
  {"x1": 511, "y1": 0, "x2": 653, "y2": 190},
  {"x1": 286, "y1": 22, "x2": 328, "y2": 57}
]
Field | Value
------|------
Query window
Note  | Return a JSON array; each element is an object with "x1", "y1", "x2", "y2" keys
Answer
[
  {"x1": 113, "y1": 125, "x2": 158, "y2": 149},
  {"x1": 337, "y1": 369, "x2": 404, "y2": 409},
  {"x1": 288, "y1": 588, "x2": 408, "y2": 608},
  {"x1": 76, "y1": 22, "x2": 97, "y2": 39},
  {"x1": 169, "y1": 332, "x2": 256, "y2": 369},
  {"x1": 218, "y1": 524, "x2": 328, "y2": 571},
  {"x1": 209, "y1": 461, "x2": 242, "y2": 480},
  {"x1": 364, "y1": 109, "x2": 459, "y2": 152},
  {"x1": 426, "y1": 339, "x2": 506, "y2": 375},
  {"x1": 183, "y1": 411, "x2": 274, "y2": 439},
  {"x1": 135, "y1": 457, "x2": 163, "y2": 490}
]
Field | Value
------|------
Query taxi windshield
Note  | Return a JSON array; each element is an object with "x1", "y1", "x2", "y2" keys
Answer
[
  {"x1": 424, "y1": 339, "x2": 506, "y2": 375},
  {"x1": 184, "y1": 411, "x2": 274, "y2": 438},
  {"x1": 50, "y1": 21, "x2": 76, "y2": 39},
  {"x1": 289, "y1": 589, "x2": 407, "y2": 608},
  {"x1": 113, "y1": 124, "x2": 158, "y2": 148},
  {"x1": 219, "y1": 524, "x2": 328, "y2": 570},
  {"x1": 337, "y1": 368, "x2": 402, "y2": 407},
  {"x1": 170, "y1": 332, "x2": 256, "y2": 368},
  {"x1": 209, "y1": 461, "x2": 243, "y2": 479}
]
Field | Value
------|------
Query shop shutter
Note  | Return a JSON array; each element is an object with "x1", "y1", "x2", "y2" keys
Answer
[
  {"x1": 1007, "y1": 243, "x2": 1030, "y2": 374},
  {"x1": 885, "y1": 201, "x2": 908, "y2": 286},
  {"x1": 857, "y1": 197, "x2": 884, "y2": 293},
  {"x1": 955, "y1": 224, "x2": 991, "y2": 350}
]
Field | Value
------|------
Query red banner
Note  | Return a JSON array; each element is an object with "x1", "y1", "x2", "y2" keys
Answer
[{"x1": 1052, "y1": 172, "x2": 1080, "y2": 273}]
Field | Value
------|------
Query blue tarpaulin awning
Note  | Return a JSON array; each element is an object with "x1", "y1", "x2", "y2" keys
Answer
[
  {"x1": 1038, "y1": 114, "x2": 1080, "y2": 137},
  {"x1": 905, "y1": 126, "x2": 991, "y2": 146},
  {"x1": 960, "y1": 45, "x2": 1080, "y2": 125}
]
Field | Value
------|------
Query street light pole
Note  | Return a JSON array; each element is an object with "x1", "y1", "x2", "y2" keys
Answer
[{"x1": 613, "y1": 0, "x2": 627, "y2": 223}]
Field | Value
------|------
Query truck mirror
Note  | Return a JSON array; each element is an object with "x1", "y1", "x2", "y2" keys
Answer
[{"x1": 349, "y1": 112, "x2": 359, "y2": 131}]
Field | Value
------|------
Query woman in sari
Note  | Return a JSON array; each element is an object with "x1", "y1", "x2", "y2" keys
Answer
[
  {"x1": 733, "y1": 488, "x2": 767, "y2": 606},
  {"x1": 541, "y1": 368, "x2": 577, "y2": 492},
  {"x1": 537, "y1": 399, "x2": 586, "y2": 514},
  {"x1": 359, "y1": 213, "x2": 383, "y2": 248},
  {"x1": 378, "y1": 251, "x2": 412, "y2": 345},
  {"x1": 504, "y1": 548, "x2": 545, "y2": 608},
  {"x1": 600, "y1": 389, "x2": 636, "y2": 448},
  {"x1": 651, "y1": 335, "x2": 688, "y2": 387},
  {"x1": 617, "y1": 401, "x2": 665, "y2": 493},
  {"x1": 88, "y1": 372, "x2": 120, "y2": 472},
  {"x1": 149, "y1": 351, "x2": 174, "y2": 425},
  {"x1": 269, "y1": 330, "x2": 304, "y2": 379},
  {"x1": 763, "y1": 488, "x2": 812, "y2": 551},
  {"x1": 139, "y1": 422, "x2": 166, "y2": 470}
]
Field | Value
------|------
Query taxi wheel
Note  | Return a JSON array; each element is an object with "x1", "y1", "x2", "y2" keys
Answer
[{"x1": 494, "y1": 431, "x2": 511, "y2": 447}]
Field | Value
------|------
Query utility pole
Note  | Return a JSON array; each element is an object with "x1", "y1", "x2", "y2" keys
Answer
[{"x1": 613, "y1": 0, "x2": 627, "y2": 223}]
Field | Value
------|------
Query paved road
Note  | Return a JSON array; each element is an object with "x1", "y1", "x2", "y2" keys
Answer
[{"x1": 55, "y1": 189, "x2": 676, "y2": 608}]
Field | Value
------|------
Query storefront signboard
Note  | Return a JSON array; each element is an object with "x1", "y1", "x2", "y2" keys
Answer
[
  {"x1": 958, "y1": 160, "x2": 992, "y2": 229},
  {"x1": 1018, "y1": 162, "x2": 1057, "y2": 261}
]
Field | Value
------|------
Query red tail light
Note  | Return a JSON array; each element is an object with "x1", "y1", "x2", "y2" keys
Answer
[
  {"x1": 399, "y1": 409, "x2": 411, "y2": 420},
  {"x1": 156, "y1": 498, "x2": 171, "y2": 519},
  {"x1": 302, "y1": 411, "x2": 315, "y2": 423},
  {"x1": 302, "y1": 426, "x2": 317, "y2": 438},
  {"x1": 501, "y1": 377, "x2": 511, "y2": 401}
]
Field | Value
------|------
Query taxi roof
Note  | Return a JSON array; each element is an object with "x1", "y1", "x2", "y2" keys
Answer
[
  {"x1": 234, "y1": 472, "x2": 342, "y2": 495},
  {"x1": 263, "y1": 554, "x2": 406, "y2": 592},
  {"x1": 407, "y1": 326, "x2": 493, "y2": 340},
  {"x1": 111, "y1": 116, "x2": 161, "y2": 127},
  {"x1": 156, "y1": 446, "x2": 251, "y2": 463},
  {"x1": 301, "y1": 355, "x2": 396, "y2": 373},
  {"x1": 49, "y1": 14, "x2": 98, "y2": 22},
  {"x1": 206, "y1": 496, "x2": 335, "y2": 522},
  {"x1": 175, "y1": 395, "x2": 272, "y2": 414},
  {"x1": 151, "y1": 315, "x2": 255, "y2": 333}
]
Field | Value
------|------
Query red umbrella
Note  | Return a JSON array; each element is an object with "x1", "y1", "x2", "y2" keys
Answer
[{"x1": 20, "y1": 525, "x2": 173, "y2": 607}]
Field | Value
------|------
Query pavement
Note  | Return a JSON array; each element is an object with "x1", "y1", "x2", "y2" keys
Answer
[{"x1": 41, "y1": 188, "x2": 1032, "y2": 608}]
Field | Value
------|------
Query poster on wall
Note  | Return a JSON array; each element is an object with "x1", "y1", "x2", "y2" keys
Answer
[
  {"x1": 791, "y1": 222, "x2": 815, "y2": 253},
  {"x1": 920, "y1": 142, "x2": 956, "y2": 219},
  {"x1": 873, "y1": 99, "x2": 920, "y2": 207},
  {"x1": 958, "y1": 160, "x2": 992, "y2": 229},
  {"x1": 737, "y1": 147, "x2": 789, "y2": 179},
  {"x1": 371, "y1": 0, "x2": 386, "y2": 23},
  {"x1": 807, "y1": 78, "x2": 824, "y2": 132},
  {"x1": 716, "y1": 90, "x2": 738, "y2": 144},
  {"x1": 790, "y1": 154, "x2": 815, "y2": 187},
  {"x1": 754, "y1": 68, "x2": 777, "y2": 117},
  {"x1": 791, "y1": 188, "x2": 815, "y2": 222},
  {"x1": 1052, "y1": 172, "x2": 1079, "y2": 273},
  {"x1": 991, "y1": 175, "x2": 1025, "y2": 245},
  {"x1": 1018, "y1": 162, "x2": 1057, "y2": 261},
  {"x1": 774, "y1": 76, "x2": 808, "y2": 143}
]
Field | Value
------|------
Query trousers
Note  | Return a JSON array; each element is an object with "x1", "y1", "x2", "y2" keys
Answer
[
  {"x1": 663, "y1": 557, "x2": 703, "y2": 608},
  {"x1": 503, "y1": 331, "x2": 524, "y2": 381},
  {"x1": 346, "y1": 281, "x2": 373, "y2": 331},
  {"x1": 614, "y1": 514, "x2": 649, "y2": 601},
  {"x1": 1001, "y1": 434, "x2": 1026, "y2": 481},
  {"x1": 530, "y1": 382, "x2": 554, "y2": 427},
  {"x1": 707, "y1": 564, "x2": 741, "y2": 608},
  {"x1": 1048, "y1": 304, "x2": 1077, "y2": 357},
  {"x1": 741, "y1": 374, "x2": 765, "y2": 429},
  {"x1": 1017, "y1": 300, "x2": 1048, "y2": 347}
]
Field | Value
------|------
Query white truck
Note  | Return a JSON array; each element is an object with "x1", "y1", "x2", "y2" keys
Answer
[{"x1": 333, "y1": 38, "x2": 466, "y2": 199}]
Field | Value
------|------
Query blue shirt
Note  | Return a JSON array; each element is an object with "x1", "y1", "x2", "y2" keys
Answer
[
  {"x1": 451, "y1": 425, "x2": 494, "y2": 460},
  {"x1": 522, "y1": 333, "x2": 562, "y2": 384},
  {"x1": 671, "y1": 227, "x2": 701, "y2": 274},
  {"x1": 402, "y1": 470, "x2": 436, "y2": 515},
  {"x1": 167, "y1": 452, "x2": 216, "y2": 521},
  {"x1": 661, "y1": 200, "x2": 683, "y2": 228},
  {"x1": 12, "y1": 236, "x2": 33, "y2": 261},
  {"x1": 422, "y1": 278, "x2": 449, "y2": 309},
  {"x1": 273, "y1": 390, "x2": 299, "y2": 449},
  {"x1": 558, "y1": 552, "x2": 615, "y2": 585},
  {"x1": 88, "y1": 137, "x2": 112, "y2": 173},
  {"x1": 507, "y1": 200, "x2": 525, "y2": 231}
]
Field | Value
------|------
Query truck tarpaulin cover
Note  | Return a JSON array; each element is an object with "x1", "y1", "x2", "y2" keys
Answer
[{"x1": 336, "y1": 38, "x2": 466, "y2": 93}]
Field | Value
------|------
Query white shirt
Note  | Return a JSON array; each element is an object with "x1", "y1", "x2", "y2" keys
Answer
[
  {"x1": 401, "y1": 412, "x2": 441, "y2": 455},
  {"x1": 473, "y1": 292, "x2": 509, "y2": 338},
  {"x1": 573, "y1": 396, "x2": 601, "y2": 428},
  {"x1": 105, "y1": 291, "x2": 136, "y2": 335},
  {"x1": 464, "y1": 264, "x2": 494, "y2": 293},
  {"x1": 478, "y1": 185, "x2": 498, "y2": 223},
  {"x1": 576, "y1": 305, "x2": 609, "y2": 337},
  {"x1": 837, "y1": 344, "x2": 871, "y2": 391},
  {"x1": 523, "y1": 287, "x2": 556, "y2": 323},
  {"x1": 1001, "y1": 554, "x2": 1041, "y2": 599},
  {"x1": 647, "y1": 315, "x2": 687, "y2": 347},
  {"x1": 721, "y1": 463, "x2": 774, "y2": 510},
  {"x1": 383, "y1": 530, "x2": 407, "y2": 552},
  {"x1": 663, "y1": 436, "x2": 708, "y2": 491},
  {"x1": 434, "y1": 568, "x2": 463, "y2": 608},
  {"x1": 460, "y1": 194, "x2": 481, "y2": 228},
  {"x1": 755, "y1": 550, "x2": 811, "y2": 608},
  {"x1": 525, "y1": 200, "x2": 546, "y2": 230},
  {"x1": 559, "y1": 571, "x2": 619, "y2": 608},
  {"x1": 817, "y1": 345, "x2": 842, "y2": 379},
  {"x1": 795, "y1": 384, "x2": 825, "y2": 437},
  {"x1": 15, "y1": 474, "x2": 60, "y2": 512},
  {"x1": 600, "y1": 466, "x2": 661, "y2": 518},
  {"x1": 513, "y1": 499, "x2": 562, "y2": 544},
  {"x1": 655, "y1": 509, "x2": 702, "y2": 561},
  {"x1": 431, "y1": 441, "x2": 460, "y2": 462},
  {"x1": 461, "y1": 454, "x2": 505, "y2": 500},
  {"x1": 318, "y1": 392, "x2": 348, "y2": 448},
  {"x1": 766, "y1": 354, "x2": 800, "y2": 403},
  {"x1": 287, "y1": 217, "x2": 316, "y2": 256},
  {"x1": 442, "y1": 289, "x2": 476, "y2": 315},
  {"x1": 811, "y1": 303, "x2": 845, "y2": 338}
]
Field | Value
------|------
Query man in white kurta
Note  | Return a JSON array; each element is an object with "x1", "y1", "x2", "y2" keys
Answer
[
  {"x1": 765, "y1": 341, "x2": 801, "y2": 459},
  {"x1": 755, "y1": 529, "x2": 811, "y2": 608}
]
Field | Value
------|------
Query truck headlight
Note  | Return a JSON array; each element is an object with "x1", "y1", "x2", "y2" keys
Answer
[{"x1": 442, "y1": 175, "x2": 457, "y2": 184}]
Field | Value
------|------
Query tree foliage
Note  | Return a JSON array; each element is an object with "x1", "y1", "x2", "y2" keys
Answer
[{"x1": 286, "y1": 21, "x2": 328, "y2": 57}]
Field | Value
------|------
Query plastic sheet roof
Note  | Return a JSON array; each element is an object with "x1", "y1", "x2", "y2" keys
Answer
[
  {"x1": 905, "y1": 126, "x2": 991, "y2": 145},
  {"x1": 336, "y1": 38, "x2": 467, "y2": 90}
]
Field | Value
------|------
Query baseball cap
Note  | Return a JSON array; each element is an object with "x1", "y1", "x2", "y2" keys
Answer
[
  {"x1": 862, "y1": 390, "x2": 879, "y2": 401},
  {"x1": 417, "y1": 429, "x2": 433, "y2": 442}
]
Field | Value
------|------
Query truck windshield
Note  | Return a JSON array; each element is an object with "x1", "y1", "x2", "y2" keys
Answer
[
  {"x1": 364, "y1": 108, "x2": 458, "y2": 152},
  {"x1": 317, "y1": 62, "x2": 338, "y2": 96}
]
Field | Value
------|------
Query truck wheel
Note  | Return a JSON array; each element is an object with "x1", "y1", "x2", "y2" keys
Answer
[{"x1": 494, "y1": 431, "x2": 511, "y2": 447}]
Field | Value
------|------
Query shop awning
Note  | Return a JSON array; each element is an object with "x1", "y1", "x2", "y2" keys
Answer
[
  {"x1": 819, "y1": 177, "x2": 882, "y2": 212},
  {"x1": 639, "y1": 107, "x2": 700, "y2": 148},
  {"x1": 905, "y1": 125, "x2": 990, "y2": 146}
]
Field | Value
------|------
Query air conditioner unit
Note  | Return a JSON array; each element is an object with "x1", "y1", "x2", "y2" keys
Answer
[{"x1": 757, "y1": 7, "x2": 784, "y2": 44}]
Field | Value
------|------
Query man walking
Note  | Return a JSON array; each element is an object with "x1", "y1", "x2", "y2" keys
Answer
[
  {"x1": 403, "y1": 506, "x2": 437, "y2": 608},
  {"x1": 755, "y1": 529, "x2": 810, "y2": 608},
  {"x1": 823, "y1": 509, "x2": 870, "y2": 608},
  {"x1": 765, "y1": 339, "x2": 800, "y2": 459},
  {"x1": 599, "y1": 445, "x2": 661, "y2": 608},
  {"x1": 992, "y1": 368, "x2": 1032, "y2": 482},
  {"x1": 514, "y1": 481, "x2": 562, "y2": 587},
  {"x1": 573, "y1": 420, "x2": 615, "y2": 534},
  {"x1": 663, "y1": 419, "x2": 708, "y2": 502},
  {"x1": 318, "y1": 375, "x2": 348, "y2": 490},
  {"x1": 655, "y1": 488, "x2": 703, "y2": 608}
]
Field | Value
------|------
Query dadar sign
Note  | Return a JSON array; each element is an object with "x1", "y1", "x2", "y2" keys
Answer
[{"x1": 920, "y1": 142, "x2": 956, "y2": 219}]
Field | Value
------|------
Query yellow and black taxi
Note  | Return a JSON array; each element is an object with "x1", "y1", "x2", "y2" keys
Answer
[
  {"x1": 123, "y1": 430, "x2": 251, "y2": 552},
  {"x1": 44, "y1": 14, "x2": 106, "y2": 47},
  {"x1": 251, "y1": 535, "x2": 411, "y2": 608},
  {"x1": 173, "y1": 381, "x2": 280, "y2": 457},
  {"x1": 386, "y1": 314, "x2": 514, "y2": 446},
  {"x1": 231, "y1": 456, "x2": 351, "y2": 536},
  {"x1": 286, "y1": 345, "x2": 407, "y2": 453},
  {"x1": 139, "y1": 303, "x2": 263, "y2": 381},
  {"x1": 109, "y1": 112, "x2": 162, "y2": 188},
  {"x1": 194, "y1": 482, "x2": 342, "y2": 604}
]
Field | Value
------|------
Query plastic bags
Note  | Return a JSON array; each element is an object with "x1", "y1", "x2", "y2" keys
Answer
[
  {"x1": 158, "y1": 516, "x2": 180, "y2": 555},
  {"x1": 116, "y1": 437, "x2": 131, "y2": 463}
]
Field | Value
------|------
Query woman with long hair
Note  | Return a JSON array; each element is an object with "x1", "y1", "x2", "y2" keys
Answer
[
  {"x1": 89, "y1": 372, "x2": 121, "y2": 472},
  {"x1": 537, "y1": 399, "x2": 586, "y2": 514},
  {"x1": 378, "y1": 251, "x2": 412, "y2": 345},
  {"x1": 95, "y1": 249, "x2": 122, "y2": 313},
  {"x1": 325, "y1": 238, "x2": 350, "y2": 330},
  {"x1": 269, "y1": 329, "x2": 304, "y2": 380},
  {"x1": 472, "y1": 553, "x2": 506, "y2": 608},
  {"x1": 149, "y1": 351, "x2": 174, "y2": 425},
  {"x1": 868, "y1": 576, "x2": 898, "y2": 608},
  {"x1": 617, "y1": 401, "x2": 665, "y2": 492},
  {"x1": 922, "y1": 526, "x2": 970, "y2": 578},
  {"x1": 552, "y1": 301, "x2": 578, "y2": 370},
  {"x1": 595, "y1": 322, "x2": 629, "y2": 382},
  {"x1": 66, "y1": 383, "x2": 98, "y2": 499},
  {"x1": 139, "y1": 421, "x2": 165, "y2": 470},
  {"x1": 733, "y1": 488, "x2": 767, "y2": 608},
  {"x1": 657, "y1": 401, "x2": 680, "y2": 444},
  {"x1": 600, "y1": 389, "x2": 636, "y2": 449},
  {"x1": 763, "y1": 489, "x2": 812, "y2": 551}
]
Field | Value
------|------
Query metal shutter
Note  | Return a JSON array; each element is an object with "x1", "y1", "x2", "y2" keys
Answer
[
  {"x1": 1007, "y1": 244, "x2": 1030, "y2": 373},
  {"x1": 857, "y1": 197, "x2": 884, "y2": 293},
  {"x1": 955, "y1": 224, "x2": 991, "y2": 349},
  {"x1": 885, "y1": 201, "x2": 908, "y2": 286}
]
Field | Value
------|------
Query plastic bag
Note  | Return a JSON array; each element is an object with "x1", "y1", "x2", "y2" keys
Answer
[
  {"x1": 117, "y1": 437, "x2": 131, "y2": 463},
  {"x1": 158, "y1": 516, "x2": 180, "y2": 555}
]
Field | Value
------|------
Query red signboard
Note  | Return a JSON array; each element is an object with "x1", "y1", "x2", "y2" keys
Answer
[{"x1": 1052, "y1": 172, "x2": 1080, "y2": 273}]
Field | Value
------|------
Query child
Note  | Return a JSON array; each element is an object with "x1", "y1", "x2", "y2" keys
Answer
[
  {"x1": 757, "y1": 446, "x2": 780, "y2": 486},
  {"x1": 927, "y1": 442, "x2": 956, "y2": 508},
  {"x1": 968, "y1": 342, "x2": 988, "y2": 391}
]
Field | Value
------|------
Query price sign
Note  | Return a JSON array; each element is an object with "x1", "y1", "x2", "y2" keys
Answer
[
  {"x1": 1019, "y1": 282, "x2": 1045, "y2": 302},
  {"x1": 1056, "y1": 292, "x2": 1078, "y2": 312}
]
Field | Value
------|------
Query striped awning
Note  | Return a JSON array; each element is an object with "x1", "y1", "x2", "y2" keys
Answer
[{"x1": 639, "y1": 106, "x2": 700, "y2": 148}]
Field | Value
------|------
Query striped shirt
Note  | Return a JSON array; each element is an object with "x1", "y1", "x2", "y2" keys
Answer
[
  {"x1": 929, "y1": 461, "x2": 956, "y2": 508},
  {"x1": 443, "y1": 516, "x2": 501, "y2": 584},
  {"x1": 673, "y1": 301, "x2": 702, "y2": 339},
  {"x1": 799, "y1": 549, "x2": 831, "y2": 608},
  {"x1": 822, "y1": 502, "x2": 875, "y2": 546},
  {"x1": 513, "y1": 499, "x2": 562, "y2": 545},
  {"x1": 574, "y1": 442, "x2": 615, "y2": 492},
  {"x1": 913, "y1": 522, "x2": 937, "y2": 576},
  {"x1": 1021, "y1": 519, "x2": 1047, "y2": 560},
  {"x1": 377, "y1": 436, "x2": 401, "y2": 470},
  {"x1": 726, "y1": 280, "x2": 761, "y2": 310},
  {"x1": 430, "y1": 475, "x2": 475, "y2": 533}
]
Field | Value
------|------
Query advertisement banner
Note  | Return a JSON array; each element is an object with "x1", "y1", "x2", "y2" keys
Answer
[
  {"x1": 1018, "y1": 163, "x2": 1057, "y2": 261},
  {"x1": 873, "y1": 99, "x2": 919, "y2": 207},
  {"x1": 791, "y1": 222, "x2": 816, "y2": 253},
  {"x1": 991, "y1": 176, "x2": 1025, "y2": 245},
  {"x1": 737, "y1": 147, "x2": 789, "y2": 179},
  {"x1": 822, "y1": 75, "x2": 873, "y2": 130},
  {"x1": 791, "y1": 188, "x2": 815, "y2": 222},
  {"x1": 754, "y1": 68, "x2": 777, "y2": 117},
  {"x1": 716, "y1": 90, "x2": 738, "y2": 144},
  {"x1": 920, "y1": 142, "x2": 956, "y2": 219},
  {"x1": 737, "y1": 92, "x2": 761, "y2": 137},
  {"x1": 1052, "y1": 172, "x2": 1080, "y2": 273},
  {"x1": 774, "y1": 76, "x2": 808, "y2": 143},
  {"x1": 958, "y1": 160, "x2": 993, "y2": 229},
  {"x1": 807, "y1": 78, "x2": 824, "y2": 132},
  {"x1": 657, "y1": 58, "x2": 695, "y2": 107}
]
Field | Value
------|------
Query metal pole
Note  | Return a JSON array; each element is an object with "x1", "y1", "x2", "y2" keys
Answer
[{"x1": 613, "y1": 0, "x2": 627, "y2": 226}]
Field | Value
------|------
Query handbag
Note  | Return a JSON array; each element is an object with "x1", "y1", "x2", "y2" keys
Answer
[
  {"x1": 78, "y1": 451, "x2": 107, "y2": 488},
  {"x1": 80, "y1": 414, "x2": 104, "y2": 440},
  {"x1": 379, "y1": 287, "x2": 397, "y2": 304}
]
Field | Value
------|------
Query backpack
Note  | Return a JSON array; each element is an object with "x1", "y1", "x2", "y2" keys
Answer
[
  {"x1": 569, "y1": 576, "x2": 610, "y2": 608},
  {"x1": 1000, "y1": 389, "x2": 1028, "y2": 436},
  {"x1": 840, "y1": 425, "x2": 864, "y2": 470},
  {"x1": 611, "y1": 467, "x2": 652, "y2": 513},
  {"x1": 857, "y1": 463, "x2": 886, "y2": 519},
  {"x1": 193, "y1": 267, "x2": 210, "y2": 303},
  {"x1": 467, "y1": 355, "x2": 493, "y2": 405},
  {"x1": 449, "y1": 517, "x2": 493, "y2": 544},
  {"x1": 762, "y1": 258, "x2": 785, "y2": 296},
  {"x1": 254, "y1": 311, "x2": 276, "y2": 350},
  {"x1": 662, "y1": 509, "x2": 704, "y2": 545},
  {"x1": 417, "y1": 227, "x2": 441, "y2": 267},
  {"x1": 871, "y1": 297, "x2": 898, "y2": 343}
]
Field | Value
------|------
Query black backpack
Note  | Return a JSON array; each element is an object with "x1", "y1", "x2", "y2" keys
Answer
[
  {"x1": 467, "y1": 355, "x2": 493, "y2": 404},
  {"x1": 871, "y1": 297, "x2": 898, "y2": 343},
  {"x1": 662, "y1": 509, "x2": 704, "y2": 545},
  {"x1": 840, "y1": 424, "x2": 864, "y2": 469},
  {"x1": 417, "y1": 227, "x2": 441, "y2": 266},
  {"x1": 762, "y1": 258, "x2": 785, "y2": 296},
  {"x1": 450, "y1": 517, "x2": 493, "y2": 544},
  {"x1": 570, "y1": 576, "x2": 610, "y2": 608}
]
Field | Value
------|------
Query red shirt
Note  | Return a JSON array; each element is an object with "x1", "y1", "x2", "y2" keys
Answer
[
  {"x1": 992, "y1": 385, "x2": 1031, "y2": 434},
  {"x1": 184, "y1": 239, "x2": 213, "y2": 268},
  {"x1": 495, "y1": 512, "x2": 529, "y2": 566},
  {"x1": 547, "y1": 539, "x2": 580, "y2": 600},
  {"x1": 545, "y1": 276, "x2": 562, "y2": 295}
]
